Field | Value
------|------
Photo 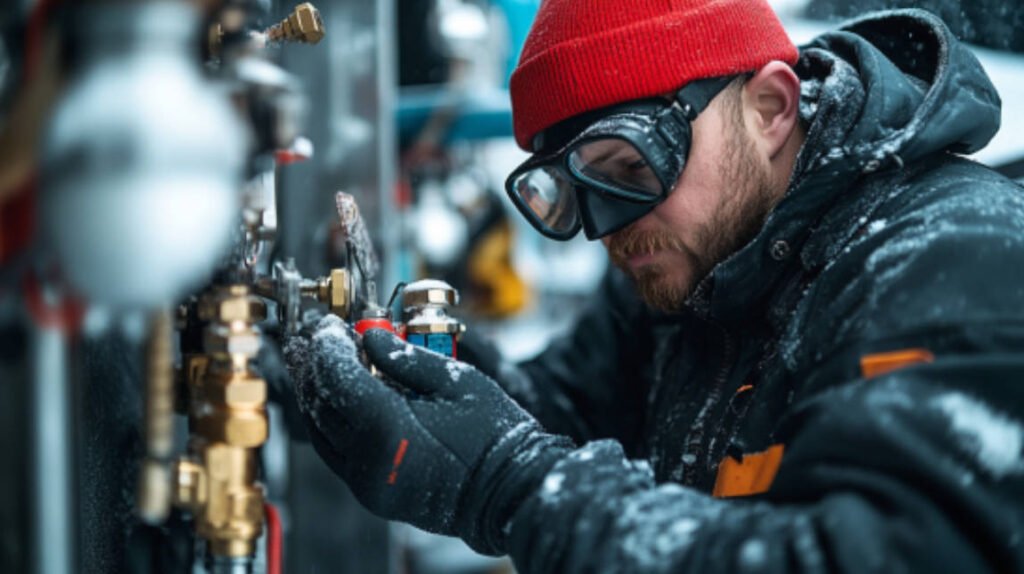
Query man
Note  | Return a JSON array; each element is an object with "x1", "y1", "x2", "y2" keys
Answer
[{"x1": 285, "y1": 1, "x2": 1024, "y2": 572}]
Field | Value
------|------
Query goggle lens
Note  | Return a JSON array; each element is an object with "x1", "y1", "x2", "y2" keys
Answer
[
  {"x1": 506, "y1": 76, "x2": 738, "y2": 240},
  {"x1": 567, "y1": 138, "x2": 663, "y2": 199},
  {"x1": 511, "y1": 166, "x2": 580, "y2": 235}
]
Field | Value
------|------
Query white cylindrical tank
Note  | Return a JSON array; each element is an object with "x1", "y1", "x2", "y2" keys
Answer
[{"x1": 40, "y1": 1, "x2": 247, "y2": 308}]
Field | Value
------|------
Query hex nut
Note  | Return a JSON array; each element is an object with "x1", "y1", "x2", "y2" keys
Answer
[
  {"x1": 293, "y1": 3, "x2": 325, "y2": 44},
  {"x1": 220, "y1": 378, "x2": 267, "y2": 409},
  {"x1": 195, "y1": 412, "x2": 268, "y2": 447},
  {"x1": 198, "y1": 294, "x2": 266, "y2": 323},
  {"x1": 328, "y1": 268, "x2": 350, "y2": 317}
]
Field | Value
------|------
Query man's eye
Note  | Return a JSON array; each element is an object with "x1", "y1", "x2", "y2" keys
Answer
[{"x1": 627, "y1": 158, "x2": 648, "y2": 171}]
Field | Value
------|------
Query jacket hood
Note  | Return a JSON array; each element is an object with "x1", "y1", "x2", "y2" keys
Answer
[
  {"x1": 798, "y1": 8, "x2": 1001, "y2": 171},
  {"x1": 693, "y1": 9, "x2": 1003, "y2": 326}
]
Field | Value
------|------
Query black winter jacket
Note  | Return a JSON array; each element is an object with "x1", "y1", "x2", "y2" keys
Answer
[{"x1": 501, "y1": 11, "x2": 1024, "y2": 574}]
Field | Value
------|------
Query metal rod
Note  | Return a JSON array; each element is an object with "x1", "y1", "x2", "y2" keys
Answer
[
  {"x1": 136, "y1": 308, "x2": 175, "y2": 524},
  {"x1": 32, "y1": 323, "x2": 72, "y2": 574}
]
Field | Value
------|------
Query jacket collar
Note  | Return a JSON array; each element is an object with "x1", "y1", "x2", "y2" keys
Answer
[{"x1": 682, "y1": 9, "x2": 1001, "y2": 330}]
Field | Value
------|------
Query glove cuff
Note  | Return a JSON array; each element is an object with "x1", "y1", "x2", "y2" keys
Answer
[{"x1": 455, "y1": 422, "x2": 574, "y2": 555}]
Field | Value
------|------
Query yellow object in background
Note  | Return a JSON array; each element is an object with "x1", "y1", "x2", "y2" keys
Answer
[{"x1": 467, "y1": 220, "x2": 529, "y2": 318}]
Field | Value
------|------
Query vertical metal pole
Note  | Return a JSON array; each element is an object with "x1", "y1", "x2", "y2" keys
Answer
[
  {"x1": 32, "y1": 324, "x2": 72, "y2": 574},
  {"x1": 376, "y1": 0, "x2": 400, "y2": 571},
  {"x1": 376, "y1": 0, "x2": 399, "y2": 296}
]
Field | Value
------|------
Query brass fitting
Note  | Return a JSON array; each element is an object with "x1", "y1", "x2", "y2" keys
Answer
[
  {"x1": 174, "y1": 458, "x2": 207, "y2": 511},
  {"x1": 192, "y1": 368, "x2": 267, "y2": 446},
  {"x1": 198, "y1": 287, "x2": 267, "y2": 323},
  {"x1": 173, "y1": 447, "x2": 263, "y2": 558},
  {"x1": 301, "y1": 268, "x2": 351, "y2": 318},
  {"x1": 327, "y1": 268, "x2": 350, "y2": 317},
  {"x1": 266, "y1": 3, "x2": 325, "y2": 45},
  {"x1": 176, "y1": 285, "x2": 268, "y2": 560}
]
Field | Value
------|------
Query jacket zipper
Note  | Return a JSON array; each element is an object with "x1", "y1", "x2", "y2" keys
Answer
[{"x1": 681, "y1": 322, "x2": 734, "y2": 486}]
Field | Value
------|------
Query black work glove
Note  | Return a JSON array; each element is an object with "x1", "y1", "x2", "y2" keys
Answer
[
  {"x1": 289, "y1": 315, "x2": 574, "y2": 555},
  {"x1": 456, "y1": 327, "x2": 543, "y2": 418},
  {"x1": 256, "y1": 309, "x2": 327, "y2": 442}
]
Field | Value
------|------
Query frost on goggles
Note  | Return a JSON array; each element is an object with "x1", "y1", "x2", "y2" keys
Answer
[
  {"x1": 506, "y1": 108, "x2": 674, "y2": 239},
  {"x1": 506, "y1": 75, "x2": 740, "y2": 240}
]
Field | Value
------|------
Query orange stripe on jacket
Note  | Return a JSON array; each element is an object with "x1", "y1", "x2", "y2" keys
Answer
[
  {"x1": 860, "y1": 348, "x2": 934, "y2": 379},
  {"x1": 713, "y1": 444, "x2": 785, "y2": 498}
]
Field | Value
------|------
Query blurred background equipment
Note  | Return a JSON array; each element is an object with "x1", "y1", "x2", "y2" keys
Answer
[
  {"x1": 40, "y1": 1, "x2": 246, "y2": 309},
  {"x1": 2, "y1": 0, "x2": 1022, "y2": 573},
  {"x1": 0, "y1": 0, "x2": 398, "y2": 571}
]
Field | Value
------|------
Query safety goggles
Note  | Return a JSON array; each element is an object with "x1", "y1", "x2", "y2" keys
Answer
[{"x1": 505, "y1": 75, "x2": 738, "y2": 240}]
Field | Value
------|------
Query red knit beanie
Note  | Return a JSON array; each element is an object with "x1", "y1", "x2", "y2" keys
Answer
[{"x1": 509, "y1": 0, "x2": 799, "y2": 151}]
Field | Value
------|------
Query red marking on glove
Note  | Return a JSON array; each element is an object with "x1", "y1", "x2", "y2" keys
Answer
[{"x1": 387, "y1": 439, "x2": 409, "y2": 485}]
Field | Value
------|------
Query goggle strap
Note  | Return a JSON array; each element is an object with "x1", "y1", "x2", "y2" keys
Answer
[{"x1": 673, "y1": 75, "x2": 739, "y2": 119}]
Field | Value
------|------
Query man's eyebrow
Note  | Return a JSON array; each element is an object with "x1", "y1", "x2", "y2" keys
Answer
[{"x1": 587, "y1": 145, "x2": 634, "y2": 167}]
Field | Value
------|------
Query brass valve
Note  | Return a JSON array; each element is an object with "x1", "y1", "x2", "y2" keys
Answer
[
  {"x1": 175, "y1": 285, "x2": 269, "y2": 560},
  {"x1": 266, "y1": 3, "x2": 326, "y2": 45}
]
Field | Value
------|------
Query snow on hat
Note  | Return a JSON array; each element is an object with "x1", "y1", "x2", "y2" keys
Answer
[{"x1": 509, "y1": 0, "x2": 799, "y2": 151}]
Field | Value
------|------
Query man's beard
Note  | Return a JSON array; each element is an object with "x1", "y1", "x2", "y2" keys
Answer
[{"x1": 607, "y1": 127, "x2": 779, "y2": 312}]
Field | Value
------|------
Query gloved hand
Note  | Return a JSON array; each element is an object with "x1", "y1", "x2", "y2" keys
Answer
[
  {"x1": 288, "y1": 315, "x2": 574, "y2": 555},
  {"x1": 456, "y1": 327, "x2": 542, "y2": 416},
  {"x1": 256, "y1": 309, "x2": 327, "y2": 442}
]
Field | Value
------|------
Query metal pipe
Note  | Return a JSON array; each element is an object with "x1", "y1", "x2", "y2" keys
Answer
[
  {"x1": 136, "y1": 308, "x2": 175, "y2": 524},
  {"x1": 31, "y1": 322, "x2": 72, "y2": 574},
  {"x1": 207, "y1": 555, "x2": 254, "y2": 574}
]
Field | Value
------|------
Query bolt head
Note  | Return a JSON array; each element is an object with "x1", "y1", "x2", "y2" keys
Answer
[
  {"x1": 328, "y1": 268, "x2": 351, "y2": 317},
  {"x1": 294, "y1": 3, "x2": 325, "y2": 44}
]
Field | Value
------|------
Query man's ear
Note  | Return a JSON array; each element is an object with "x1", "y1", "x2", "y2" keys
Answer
[{"x1": 742, "y1": 61, "x2": 801, "y2": 160}]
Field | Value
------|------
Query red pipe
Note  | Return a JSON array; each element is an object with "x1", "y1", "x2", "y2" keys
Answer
[
  {"x1": 25, "y1": 0, "x2": 61, "y2": 82},
  {"x1": 264, "y1": 503, "x2": 283, "y2": 574}
]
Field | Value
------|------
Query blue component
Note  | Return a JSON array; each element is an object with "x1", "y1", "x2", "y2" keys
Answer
[
  {"x1": 494, "y1": 0, "x2": 541, "y2": 84},
  {"x1": 395, "y1": 0, "x2": 541, "y2": 144},
  {"x1": 396, "y1": 87, "x2": 513, "y2": 143},
  {"x1": 406, "y1": 333, "x2": 455, "y2": 357}
]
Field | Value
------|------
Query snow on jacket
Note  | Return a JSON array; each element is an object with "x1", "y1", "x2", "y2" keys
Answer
[{"x1": 500, "y1": 10, "x2": 1024, "y2": 573}]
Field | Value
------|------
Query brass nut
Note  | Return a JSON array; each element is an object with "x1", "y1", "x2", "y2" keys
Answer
[
  {"x1": 270, "y1": 3, "x2": 325, "y2": 44},
  {"x1": 211, "y1": 378, "x2": 267, "y2": 409},
  {"x1": 196, "y1": 412, "x2": 268, "y2": 447},
  {"x1": 292, "y1": 3, "x2": 325, "y2": 43},
  {"x1": 199, "y1": 296, "x2": 267, "y2": 323},
  {"x1": 328, "y1": 268, "x2": 350, "y2": 317},
  {"x1": 284, "y1": 3, "x2": 323, "y2": 44}
]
